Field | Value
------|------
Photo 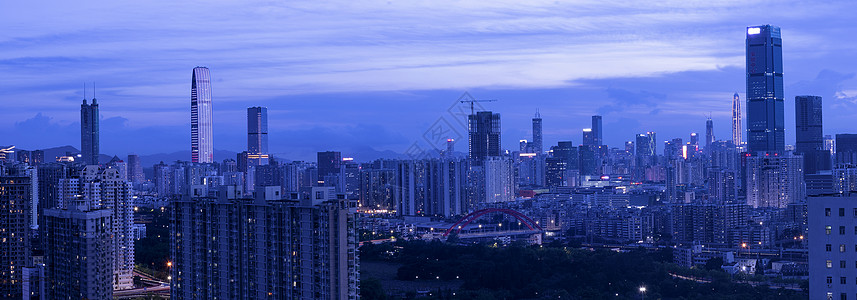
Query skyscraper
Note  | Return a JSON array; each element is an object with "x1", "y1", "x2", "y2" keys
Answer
[
  {"x1": 795, "y1": 95, "x2": 828, "y2": 174},
  {"x1": 592, "y1": 115, "x2": 603, "y2": 146},
  {"x1": 582, "y1": 128, "x2": 595, "y2": 146},
  {"x1": 468, "y1": 111, "x2": 501, "y2": 165},
  {"x1": 171, "y1": 186, "x2": 359, "y2": 299},
  {"x1": 127, "y1": 154, "x2": 144, "y2": 185},
  {"x1": 247, "y1": 107, "x2": 269, "y2": 166},
  {"x1": 705, "y1": 117, "x2": 714, "y2": 151},
  {"x1": 731, "y1": 93, "x2": 743, "y2": 148},
  {"x1": 836, "y1": 134, "x2": 857, "y2": 166},
  {"x1": 190, "y1": 67, "x2": 214, "y2": 163},
  {"x1": 746, "y1": 25, "x2": 785, "y2": 155},
  {"x1": 81, "y1": 96, "x2": 99, "y2": 165},
  {"x1": 57, "y1": 166, "x2": 134, "y2": 290},
  {"x1": 317, "y1": 151, "x2": 342, "y2": 183},
  {"x1": 0, "y1": 175, "x2": 31, "y2": 299},
  {"x1": 808, "y1": 194, "x2": 857, "y2": 299},
  {"x1": 532, "y1": 112, "x2": 542, "y2": 154},
  {"x1": 44, "y1": 206, "x2": 113, "y2": 300}
]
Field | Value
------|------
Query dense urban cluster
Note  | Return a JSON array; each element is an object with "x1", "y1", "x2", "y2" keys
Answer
[{"x1": 0, "y1": 24, "x2": 852, "y2": 299}]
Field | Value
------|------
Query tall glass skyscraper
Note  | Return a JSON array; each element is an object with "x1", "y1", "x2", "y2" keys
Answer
[
  {"x1": 746, "y1": 25, "x2": 784, "y2": 154},
  {"x1": 531, "y1": 111, "x2": 542, "y2": 154},
  {"x1": 591, "y1": 115, "x2": 602, "y2": 146},
  {"x1": 247, "y1": 107, "x2": 269, "y2": 166},
  {"x1": 80, "y1": 96, "x2": 99, "y2": 165},
  {"x1": 191, "y1": 67, "x2": 214, "y2": 163},
  {"x1": 795, "y1": 95, "x2": 828, "y2": 174},
  {"x1": 705, "y1": 117, "x2": 714, "y2": 151}
]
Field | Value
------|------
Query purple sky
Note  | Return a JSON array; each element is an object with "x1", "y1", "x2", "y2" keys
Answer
[{"x1": 3, "y1": 1, "x2": 857, "y2": 161}]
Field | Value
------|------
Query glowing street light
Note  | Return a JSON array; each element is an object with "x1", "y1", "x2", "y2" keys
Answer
[{"x1": 639, "y1": 286, "x2": 647, "y2": 300}]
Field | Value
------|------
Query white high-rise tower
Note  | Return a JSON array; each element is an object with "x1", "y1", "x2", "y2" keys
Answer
[
  {"x1": 732, "y1": 92, "x2": 742, "y2": 149},
  {"x1": 191, "y1": 67, "x2": 214, "y2": 163}
]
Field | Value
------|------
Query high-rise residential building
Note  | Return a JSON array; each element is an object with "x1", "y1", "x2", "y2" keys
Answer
[
  {"x1": 745, "y1": 154, "x2": 804, "y2": 208},
  {"x1": 44, "y1": 202, "x2": 113, "y2": 299},
  {"x1": 81, "y1": 97, "x2": 99, "y2": 165},
  {"x1": 190, "y1": 67, "x2": 214, "y2": 163},
  {"x1": 532, "y1": 112, "x2": 543, "y2": 154},
  {"x1": 592, "y1": 115, "x2": 603, "y2": 146},
  {"x1": 795, "y1": 95, "x2": 829, "y2": 174},
  {"x1": 153, "y1": 161, "x2": 172, "y2": 197},
  {"x1": 127, "y1": 154, "x2": 145, "y2": 185},
  {"x1": 58, "y1": 166, "x2": 134, "y2": 290},
  {"x1": 37, "y1": 163, "x2": 70, "y2": 232},
  {"x1": 732, "y1": 93, "x2": 743, "y2": 148},
  {"x1": 836, "y1": 134, "x2": 857, "y2": 166},
  {"x1": 318, "y1": 151, "x2": 342, "y2": 183},
  {"x1": 469, "y1": 111, "x2": 501, "y2": 165},
  {"x1": 171, "y1": 186, "x2": 359, "y2": 299},
  {"x1": 395, "y1": 159, "x2": 470, "y2": 217},
  {"x1": 705, "y1": 117, "x2": 714, "y2": 151},
  {"x1": 484, "y1": 156, "x2": 514, "y2": 203},
  {"x1": 0, "y1": 175, "x2": 32, "y2": 299},
  {"x1": 359, "y1": 165, "x2": 396, "y2": 211},
  {"x1": 246, "y1": 107, "x2": 270, "y2": 166},
  {"x1": 825, "y1": 135, "x2": 836, "y2": 156},
  {"x1": 808, "y1": 194, "x2": 857, "y2": 300},
  {"x1": 746, "y1": 25, "x2": 785, "y2": 155},
  {"x1": 446, "y1": 138, "x2": 455, "y2": 156}
]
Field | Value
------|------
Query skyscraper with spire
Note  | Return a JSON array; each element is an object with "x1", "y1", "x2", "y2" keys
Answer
[
  {"x1": 532, "y1": 111, "x2": 542, "y2": 154},
  {"x1": 732, "y1": 93, "x2": 742, "y2": 148},
  {"x1": 191, "y1": 67, "x2": 214, "y2": 163},
  {"x1": 746, "y1": 25, "x2": 784, "y2": 154},
  {"x1": 80, "y1": 88, "x2": 99, "y2": 165}
]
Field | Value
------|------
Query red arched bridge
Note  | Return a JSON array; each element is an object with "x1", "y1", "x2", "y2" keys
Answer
[{"x1": 443, "y1": 208, "x2": 543, "y2": 236}]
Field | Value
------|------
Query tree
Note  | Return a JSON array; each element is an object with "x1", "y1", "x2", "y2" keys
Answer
[
  {"x1": 704, "y1": 257, "x2": 724, "y2": 271},
  {"x1": 360, "y1": 277, "x2": 387, "y2": 300}
]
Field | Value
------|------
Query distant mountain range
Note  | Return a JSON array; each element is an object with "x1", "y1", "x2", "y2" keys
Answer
[{"x1": 5, "y1": 145, "x2": 462, "y2": 167}]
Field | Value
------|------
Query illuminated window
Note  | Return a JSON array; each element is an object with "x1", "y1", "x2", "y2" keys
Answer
[{"x1": 828, "y1": 260, "x2": 833, "y2": 268}]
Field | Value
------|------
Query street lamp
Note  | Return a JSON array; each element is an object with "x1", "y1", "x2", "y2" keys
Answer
[{"x1": 639, "y1": 286, "x2": 647, "y2": 300}]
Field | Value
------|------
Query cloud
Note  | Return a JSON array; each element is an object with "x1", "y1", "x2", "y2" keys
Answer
[
  {"x1": 3, "y1": 1, "x2": 857, "y2": 156},
  {"x1": 596, "y1": 88, "x2": 665, "y2": 115}
]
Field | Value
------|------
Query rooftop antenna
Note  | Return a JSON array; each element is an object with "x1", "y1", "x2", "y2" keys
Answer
[{"x1": 93, "y1": 82, "x2": 96, "y2": 103}]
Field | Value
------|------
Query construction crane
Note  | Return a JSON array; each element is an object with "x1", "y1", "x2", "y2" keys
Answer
[{"x1": 458, "y1": 92, "x2": 497, "y2": 115}]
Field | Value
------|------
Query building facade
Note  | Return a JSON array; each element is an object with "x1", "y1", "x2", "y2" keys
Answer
[
  {"x1": 191, "y1": 67, "x2": 214, "y2": 163},
  {"x1": 170, "y1": 186, "x2": 359, "y2": 299},
  {"x1": 81, "y1": 97, "x2": 100, "y2": 165},
  {"x1": 808, "y1": 194, "x2": 857, "y2": 300},
  {"x1": 746, "y1": 25, "x2": 785, "y2": 155}
]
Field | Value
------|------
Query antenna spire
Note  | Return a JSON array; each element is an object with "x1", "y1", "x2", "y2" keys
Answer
[{"x1": 93, "y1": 82, "x2": 97, "y2": 104}]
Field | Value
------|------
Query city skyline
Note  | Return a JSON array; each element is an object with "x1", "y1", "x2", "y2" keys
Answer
[
  {"x1": 4, "y1": 2, "x2": 857, "y2": 162},
  {"x1": 8, "y1": 3, "x2": 855, "y2": 298}
]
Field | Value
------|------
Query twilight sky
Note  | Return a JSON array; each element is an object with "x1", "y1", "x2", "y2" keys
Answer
[{"x1": 3, "y1": 1, "x2": 857, "y2": 162}]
